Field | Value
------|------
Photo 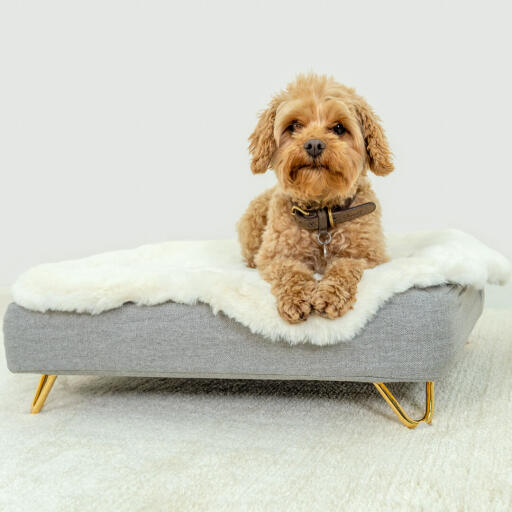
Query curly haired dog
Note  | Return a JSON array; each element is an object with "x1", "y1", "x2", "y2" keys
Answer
[{"x1": 237, "y1": 74, "x2": 393, "y2": 324}]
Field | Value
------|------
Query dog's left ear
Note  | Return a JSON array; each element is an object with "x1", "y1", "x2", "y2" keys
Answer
[
  {"x1": 354, "y1": 96, "x2": 394, "y2": 176},
  {"x1": 248, "y1": 98, "x2": 280, "y2": 174}
]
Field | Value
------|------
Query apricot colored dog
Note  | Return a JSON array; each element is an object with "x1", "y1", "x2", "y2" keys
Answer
[{"x1": 237, "y1": 74, "x2": 393, "y2": 324}]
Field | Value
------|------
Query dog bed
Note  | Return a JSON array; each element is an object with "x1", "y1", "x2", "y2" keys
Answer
[
  {"x1": 4, "y1": 284, "x2": 482, "y2": 382},
  {"x1": 2, "y1": 229, "x2": 510, "y2": 427}
]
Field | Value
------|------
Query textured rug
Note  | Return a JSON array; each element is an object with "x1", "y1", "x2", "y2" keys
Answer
[
  {"x1": 1, "y1": 292, "x2": 511, "y2": 511},
  {"x1": 10, "y1": 230, "x2": 511, "y2": 344}
]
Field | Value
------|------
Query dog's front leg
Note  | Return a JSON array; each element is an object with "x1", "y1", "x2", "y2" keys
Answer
[
  {"x1": 312, "y1": 258, "x2": 367, "y2": 319},
  {"x1": 259, "y1": 258, "x2": 317, "y2": 324}
]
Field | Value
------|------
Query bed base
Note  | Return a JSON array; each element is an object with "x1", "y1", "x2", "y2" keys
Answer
[{"x1": 30, "y1": 374, "x2": 434, "y2": 429}]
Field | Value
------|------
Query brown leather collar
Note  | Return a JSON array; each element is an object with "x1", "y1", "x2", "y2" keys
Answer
[{"x1": 291, "y1": 197, "x2": 376, "y2": 231}]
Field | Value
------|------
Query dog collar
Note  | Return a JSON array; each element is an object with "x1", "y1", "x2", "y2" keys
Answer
[{"x1": 291, "y1": 197, "x2": 376, "y2": 232}]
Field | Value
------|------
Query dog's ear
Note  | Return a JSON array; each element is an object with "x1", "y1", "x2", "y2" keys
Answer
[
  {"x1": 353, "y1": 96, "x2": 394, "y2": 176},
  {"x1": 249, "y1": 99, "x2": 279, "y2": 174}
]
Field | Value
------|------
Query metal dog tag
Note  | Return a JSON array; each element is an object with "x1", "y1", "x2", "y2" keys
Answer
[{"x1": 317, "y1": 231, "x2": 332, "y2": 257}]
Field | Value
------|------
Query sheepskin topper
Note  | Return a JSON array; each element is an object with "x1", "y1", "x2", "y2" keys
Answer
[{"x1": 11, "y1": 229, "x2": 510, "y2": 345}]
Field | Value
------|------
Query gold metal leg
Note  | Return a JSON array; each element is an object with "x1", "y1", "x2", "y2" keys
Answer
[
  {"x1": 31, "y1": 375, "x2": 57, "y2": 414},
  {"x1": 373, "y1": 381, "x2": 434, "y2": 429}
]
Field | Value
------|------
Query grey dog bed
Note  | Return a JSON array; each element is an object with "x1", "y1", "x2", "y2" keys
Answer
[{"x1": 3, "y1": 284, "x2": 483, "y2": 383}]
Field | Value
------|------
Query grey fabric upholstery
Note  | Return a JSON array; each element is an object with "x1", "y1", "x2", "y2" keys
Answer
[{"x1": 3, "y1": 285, "x2": 483, "y2": 383}]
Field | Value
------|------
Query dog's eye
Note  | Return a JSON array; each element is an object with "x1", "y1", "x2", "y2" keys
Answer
[
  {"x1": 332, "y1": 122, "x2": 346, "y2": 136},
  {"x1": 287, "y1": 121, "x2": 302, "y2": 133}
]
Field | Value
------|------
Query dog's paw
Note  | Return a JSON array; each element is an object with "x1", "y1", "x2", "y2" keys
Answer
[
  {"x1": 277, "y1": 293, "x2": 312, "y2": 324},
  {"x1": 277, "y1": 285, "x2": 315, "y2": 324},
  {"x1": 312, "y1": 279, "x2": 357, "y2": 319}
]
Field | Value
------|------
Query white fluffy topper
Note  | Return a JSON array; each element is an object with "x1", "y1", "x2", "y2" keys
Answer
[{"x1": 11, "y1": 229, "x2": 510, "y2": 345}]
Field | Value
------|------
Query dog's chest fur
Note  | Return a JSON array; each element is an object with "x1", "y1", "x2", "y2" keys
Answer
[{"x1": 257, "y1": 180, "x2": 386, "y2": 274}]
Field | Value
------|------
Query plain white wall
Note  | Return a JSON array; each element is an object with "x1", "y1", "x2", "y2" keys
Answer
[{"x1": 1, "y1": 0, "x2": 511, "y2": 287}]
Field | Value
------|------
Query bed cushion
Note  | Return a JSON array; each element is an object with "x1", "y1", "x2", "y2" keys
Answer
[{"x1": 3, "y1": 284, "x2": 483, "y2": 383}]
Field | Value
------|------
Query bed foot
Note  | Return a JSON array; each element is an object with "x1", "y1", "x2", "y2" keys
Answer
[
  {"x1": 373, "y1": 381, "x2": 434, "y2": 429},
  {"x1": 31, "y1": 375, "x2": 57, "y2": 413}
]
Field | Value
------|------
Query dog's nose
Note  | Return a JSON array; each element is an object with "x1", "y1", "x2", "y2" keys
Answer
[{"x1": 304, "y1": 139, "x2": 326, "y2": 157}]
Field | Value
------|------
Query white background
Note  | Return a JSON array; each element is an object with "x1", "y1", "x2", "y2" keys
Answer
[{"x1": 1, "y1": 1, "x2": 511, "y2": 294}]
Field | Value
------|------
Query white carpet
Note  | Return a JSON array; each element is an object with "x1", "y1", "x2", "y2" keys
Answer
[
  {"x1": 11, "y1": 230, "x2": 511, "y2": 345},
  {"x1": 1, "y1": 292, "x2": 511, "y2": 511}
]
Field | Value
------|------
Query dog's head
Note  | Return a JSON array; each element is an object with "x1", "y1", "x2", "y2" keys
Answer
[{"x1": 249, "y1": 74, "x2": 393, "y2": 202}]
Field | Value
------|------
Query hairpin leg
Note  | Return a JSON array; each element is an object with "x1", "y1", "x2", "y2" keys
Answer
[
  {"x1": 29, "y1": 374, "x2": 434, "y2": 423},
  {"x1": 31, "y1": 375, "x2": 57, "y2": 414},
  {"x1": 373, "y1": 381, "x2": 434, "y2": 429}
]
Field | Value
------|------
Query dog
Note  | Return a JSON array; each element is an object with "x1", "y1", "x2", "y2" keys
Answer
[{"x1": 237, "y1": 73, "x2": 393, "y2": 324}]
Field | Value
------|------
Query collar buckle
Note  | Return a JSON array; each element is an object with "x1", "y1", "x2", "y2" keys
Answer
[{"x1": 291, "y1": 205, "x2": 311, "y2": 217}]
